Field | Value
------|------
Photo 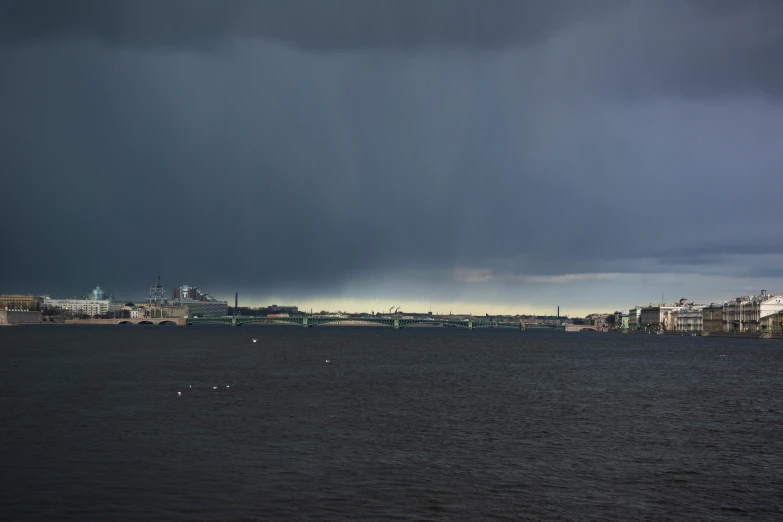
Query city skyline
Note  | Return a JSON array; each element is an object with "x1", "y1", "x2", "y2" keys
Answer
[
  {"x1": 8, "y1": 276, "x2": 781, "y2": 318},
  {"x1": 2, "y1": 1, "x2": 783, "y2": 317}
]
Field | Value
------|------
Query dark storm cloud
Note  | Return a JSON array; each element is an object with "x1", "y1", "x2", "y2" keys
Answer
[
  {"x1": 3, "y1": 0, "x2": 781, "y2": 100},
  {"x1": 598, "y1": 1, "x2": 783, "y2": 99},
  {"x1": 0, "y1": 0, "x2": 621, "y2": 50},
  {"x1": 1, "y1": 1, "x2": 783, "y2": 305}
]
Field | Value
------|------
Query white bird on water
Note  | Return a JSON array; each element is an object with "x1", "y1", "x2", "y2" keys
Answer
[
  {"x1": 325, "y1": 359, "x2": 330, "y2": 363},
  {"x1": 177, "y1": 391, "x2": 181, "y2": 396},
  {"x1": 226, "y1": 385, "x2": 230, "y2": 388},
  {"x1": 252, "y1": 339, "x2": 257, "y2": 343},
  {"x1": 213, "y1": 386, "x2": 217, "y2": 390}
]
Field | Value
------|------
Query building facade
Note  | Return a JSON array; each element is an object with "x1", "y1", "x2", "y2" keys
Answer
[
  {"x1": 723, "y1": 292, "x2": 783, "y2": 334},
  {"x1": 639, "y1": 306, "x2": 679, "y2": 331},
  {"x1": 760, "y1": 311, "x2": 783, "y2": 335},
  {"x1": 175, "y1": 299, "x2": 227, "y2": 317},
  {"x1": 44, "y1": 298, "x2": 111, "y2": 317},
  {"x1": 0, "y1": 294, "x2": 43, "y2": 311},
  {"x1": 675, "y1": 306, "x2": 704, "y2": 332},
  {"x1": 171, "y1": 286, "x2": 218, "y2": 302},
  {"x1": 161, "y1": 305, "x2": 188, "y2": 318},
  {"x1": 171, "y1": 285, "x2": 203, "y2": 302},
  {"x1": 627, "y1": 307, "x2": 642, "y2": 330},
  {"x1": 702, "y1": 304, "x2": 723, "y2": 332},
  {"x1": 759, "y1": 295, "x2": 783, "y2": 333}
]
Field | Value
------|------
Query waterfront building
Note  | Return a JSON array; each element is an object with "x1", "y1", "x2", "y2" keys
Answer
[
  {"x1": 0, "y1": 294, "x2": 43, "y2": 311},
  {"x1": 627, "y1": 307, "x2": 642, "y2": 330},
  {"x1": 161, "y1": 304, "x2": 187, "y2": 318},
  {"x1": 610, "y1": 311, "x2": 622, "y2": 329},
  {"x1": 702, "y1": 304, "x2": 723, "y2": 332},
  {"x1": 639, "y1": 305, "x2": 679, "y2": 331},
  {"x1": 44, "y1": 297, "x2": 111, "y2": 316},
  {"x1": 37, "y1": 286, "x2": 116, "y2": 316},
  {"x1": 174, "y1": 299, "x2": 227, "y2": 317},
  {"x1": 760, "y1": 312, "x2": 782, "y2": 335},
  {"x1": 620, "y1": 310, "x2": 629, "y2": 330},
  {"x1": 722, "y1": 291, "x2": 783, "y2": 333},
  {"x1": 168, "y1": 284, "x2": 225, "y2": 316},
  {"x1": 675, "y1": 306, "x2": 704, "y2": 332},
  {"x1": 670, "y1": 308, "x2": 679, "y2": 331}
]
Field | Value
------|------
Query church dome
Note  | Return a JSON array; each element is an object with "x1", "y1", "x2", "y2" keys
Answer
[{"x1": 91, "y1": 285, "x2": 105, "y2": 300}]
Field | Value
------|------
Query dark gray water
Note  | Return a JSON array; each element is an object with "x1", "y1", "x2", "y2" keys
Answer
[{"x1": 1, "y1": 326, "x2": 782, "y2": 521}]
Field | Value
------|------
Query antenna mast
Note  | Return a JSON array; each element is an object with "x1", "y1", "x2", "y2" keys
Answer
[{"x1": 149, "y1": 275, "x2": 166, "y2": 317}]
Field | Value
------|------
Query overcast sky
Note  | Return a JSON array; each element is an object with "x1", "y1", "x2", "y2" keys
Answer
[{"x1": 2, "y1": 0, "x2": 782, "y2": 315}]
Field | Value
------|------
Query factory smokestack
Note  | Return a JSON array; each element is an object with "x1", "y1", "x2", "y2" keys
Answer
[
  {"x1": 235, "y1": 293, "x2": 238, "y2": 315},
  {"x1": 557, "y1": 306, "x2": 560, "y2": 318}
]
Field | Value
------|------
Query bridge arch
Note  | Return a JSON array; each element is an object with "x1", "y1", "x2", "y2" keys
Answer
[{"x1": 564, "y1": 324, "x2": 604, "y2": 332}]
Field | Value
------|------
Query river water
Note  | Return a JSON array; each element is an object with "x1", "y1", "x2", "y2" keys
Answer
[{"x1": 1, "y1": 326, "x2": 781, "y2": 521}]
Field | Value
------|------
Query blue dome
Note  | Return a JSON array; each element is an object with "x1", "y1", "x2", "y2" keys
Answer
[{"x1": 91, "y1": 285, "x2": 105, "y2": 300}]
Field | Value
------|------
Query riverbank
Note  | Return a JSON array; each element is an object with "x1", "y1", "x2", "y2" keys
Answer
[{"x1": 627, "y1": 330, "x2": 783, "y2": 340}]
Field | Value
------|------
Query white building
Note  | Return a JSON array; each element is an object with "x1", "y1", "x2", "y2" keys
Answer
[
  {"x1": 44, "y1": 298, "x2": 110, "y2": 317},
  {"x1": 723, "y1": 291, "x2": 783, "y2": 333},
  {"x1": 675, "y1": 306, "x2": 704, "y2": 332}
]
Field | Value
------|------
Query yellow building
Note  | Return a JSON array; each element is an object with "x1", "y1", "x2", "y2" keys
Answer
[
  {"x1": 0, "y1": 294, "x2": 43, "y2": 311},
  {"x1": 702, "y1": 304, "x2": 723, "y2": 333}
]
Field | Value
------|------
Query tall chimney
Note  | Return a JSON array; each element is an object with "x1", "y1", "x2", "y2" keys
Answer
[
  {"x1": 557, "y1": 306, "x2": 560, "y2": 318},
  {"x1": 234, "y1": 292, "x2": 238, "y2": 315}
]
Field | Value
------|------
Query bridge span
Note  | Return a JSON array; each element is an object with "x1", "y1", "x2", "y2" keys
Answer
[
  {"x1": 62, "y1": 316, "x2": 570, "y2": 330},
  {"x1": 564, "y1": 324, "x2": 606, "y2": 332},
  {"x1": 188, "y1": 315, "x2": 525, "y2": 329},
  {"x1": 65, "y1": 318, "x2": 186, "y2": 326}
]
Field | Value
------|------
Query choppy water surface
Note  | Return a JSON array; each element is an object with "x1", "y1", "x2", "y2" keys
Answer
[{"x1": 1, "y1": 326, "x2": 782, "y2": 521}]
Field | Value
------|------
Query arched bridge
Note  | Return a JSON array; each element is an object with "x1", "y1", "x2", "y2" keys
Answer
[
  {"x1": 564, "y1": 324, "x2": 606, "y2": 332},
  {"x1": 188, "y1": 315, "x2": 525, "y2": 329}
]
